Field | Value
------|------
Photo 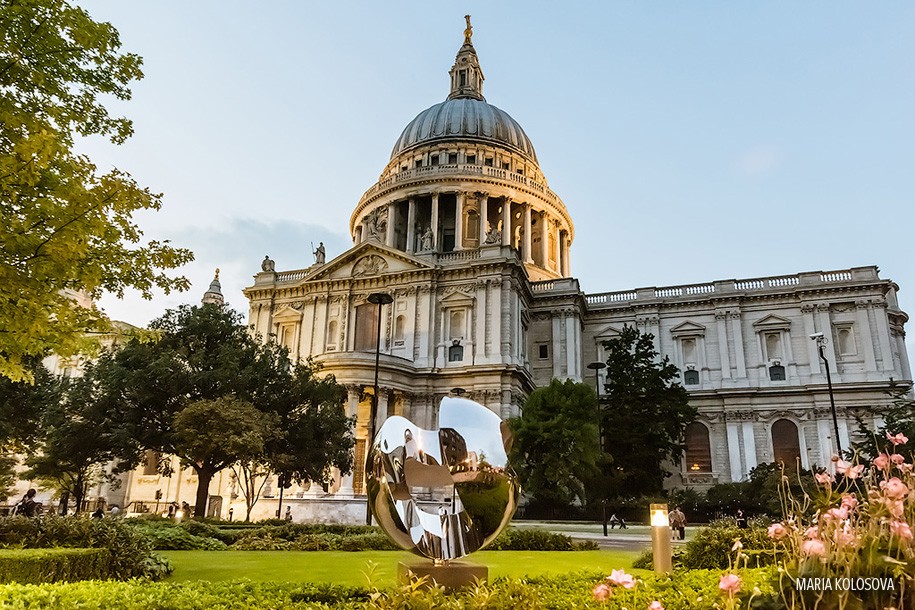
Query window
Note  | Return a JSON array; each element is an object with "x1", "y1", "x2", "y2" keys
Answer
[
  {"x1": 449, "y1": 310, "x2": 465, "y2": 340},
  {"x1": 401, "y1": 164, "x2": 407, "y2": 172},
  {"x1": 501, "y1": 162, "x2": 510, "y2": 170},
  {"x1": 414, "y1": 159, "x2": 422, "y2": 168},
  {"x1": 459, "y1": 70, "x2": 467, "y2": 86},
  {"x1": 837, "y1": 326, "x2": 856, "y2": 356},
  {"x1": 354, "y1": 303, "x2": 379, "y2": 351},
  {"x1": 684, "y1": 423, "x2": 712, "y2": 472},
  {"x1": 684, "y1": 369, "x2": 700, "y2": 385},
  {"x1": 769, "y1": 365, "x2": 786, "y2": 381},
  {"x1": 538, "y1": 344, "x2": 549, "y2": 359},
  {"x1": 142, "y1": 450, "x2": 160, "y2": 476},
  {"x1": 516, "y1": 168, "x2": 524, "y2": 175},
  {"x1": 484, "y1": 157, "x2": 493, "y2": 167},
  {"x1": 448, "y1": 153, "x2": 458, "y2": 164},
  {"x1": 279, "y1": 324, "x2": 296, "y2": 350},
  {"x1": 466, "y1": 154, "x2": 476, "y2": 164},
  {"x1": 431, "y1": 154, "x2": 439, "y2": 166},
  {"x1": 326, "y1": 320, "x2": 338, "y2": 350},
  {"x1": 466, "y1": 210, "x2": 480, "y2": 242},
  {"x1": 681, "y1": 338, "x2": 697, "y2": 363},
  {"x1": 394, "y1": 315, "x2": 406, "y2": 347},
  {"x1": 764, "y1": 332, "x2": 783, "y2": 360},
  {"x1": 449, "y1": 342, "x2": 464, "y2": 362},
  {"x1": 772, "y1": 419, "x2": 801, "y2": 465}
]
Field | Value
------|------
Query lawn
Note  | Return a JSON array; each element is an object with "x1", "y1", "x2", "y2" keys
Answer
[{"x1": 161, "y1": 550, "x2": 644, "y2": 586}]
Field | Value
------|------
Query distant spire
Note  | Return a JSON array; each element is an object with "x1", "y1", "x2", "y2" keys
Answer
[
  {"x1": 202, "y1": 268, "x2": 224, "y2": 305},
  {"x1": 448, "y1": 15, "x2": 485, "y2": 101}
]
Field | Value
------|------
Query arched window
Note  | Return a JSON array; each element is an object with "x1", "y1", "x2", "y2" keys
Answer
[
  {"x1": 769, "y1": 365, "x2": 786, "y2": 381},
  {"x1": 684, "y1": 423, "x2": 712, "y2": 472},
  {"x1": 771, "y1": 419, "x2": 801, "y2": 465},
  {"x1": 449, "y1": 310, "x2": 465, "y2": 340},
  {"x1": 326, "y1": 320, "x2": 338, "y2": 350},
  {"x1": 394, "y1": 315, "x2": 406, "y2": 346},
  {"x1": 684, "y1": 369, "x2": 700, "y2": 385}
]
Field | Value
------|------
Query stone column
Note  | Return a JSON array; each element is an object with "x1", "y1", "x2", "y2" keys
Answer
[
  {"x1": 729, "y1": 312, "x2": 746, "y2": 378},
  {"x1": 355, "y1": 225, "x2": 363, "y2": 244},
  {"x1": 522, "y1": 204, "x2": 533, "y2": 263},
  {"x1": 726, "y1": 422, "x2": 743, "y2": 482},
  {"x1": 338, "y1": 387, "x2": 361, "y2": 496},
  {"x1": 501, "y1": 199, "x2": 511, "y2": 247},
  {"x1": 375, "y1": 390, "x2": 388, "y2": 438},
  {"x1": 873, "y1": 304, "x2": 895, "y2": 372},
  {"x1": 560, "y1": 232, "x2": 570, "y2": 277},
  {"x1": 385, "y1": 203, "x2": 396, "y2": 247},
  {"x1": 539, "y1": 211, "x2": 549, "y2": 267},
  {"x1": 479, "y1": 194, "x2": 489, "y2": 244},
  {"x1": 406, "y1": 198, "x2": 416, "y2": 253},
  {"x1": 431, "y1": 193, "x2": 439, "y2": 251},
  {"x1": 715, "y1": 312, "x2": 731, "y2": 379},
  {"x1": 455, "y1": 192, "x2": 464, "y2": 250}
]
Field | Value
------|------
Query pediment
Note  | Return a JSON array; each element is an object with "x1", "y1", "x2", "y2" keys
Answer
[
  {"x1": 273, "y1": 304, "x2": 304, "y2": 323},
  {"x1": 305, "y1": 241, "x2": 434, "y2": 282},
  {"x1": 594, "y1": 323, "x2": 626, "y2": 340},
  {"x1": 752, "y1": 314, "x2": 792, "y2": 330},
  {"x1": 670, "y1": 321, "x2": 706, "y2": 338},
  {"x1": 439, "y1": 288, "x2": 475, "y2": 306}
]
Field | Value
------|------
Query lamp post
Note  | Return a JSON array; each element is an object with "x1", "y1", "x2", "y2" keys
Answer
[
  {"x1": 451, "y1": 387, "x2": 466, "y2": 397},
  {"x1": 586, "y1": 361, "x2": 607, "y2": 535},
  {"x1": 649, "y1": 503, "x2": 672, "y2": 573},
  {"x1": 811, "y1": 334, "x2": 843, "y2": 456},
  {"x1": 365, "y1": 292, "x2": 393, "y2": 525}
]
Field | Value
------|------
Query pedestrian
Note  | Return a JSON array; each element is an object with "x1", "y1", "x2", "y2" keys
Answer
[
  {"x1": 669, "y1": 506, "x2": 686, "y2": 540},
  {"x1": 608, "y1": 513, "x2": 618, "y2": 529},
  {"x1": 109, "y1": 504, "x2": 120, "y2": 517},
  {"x1": 735, "y1": 509, "x2": 747, "y2": 529},
  {"x1": 618, "y1": 516, "x2": 627, "y2": 529},
  {"x1": 12, "y1": 489, "x2": 39, "y2": 517},
  {"x1": 91, "y1": 507, "x2": 104, "y2": 519},
  {"x1": 285, "y1": 506, "x2": 293, "y2": 522}
]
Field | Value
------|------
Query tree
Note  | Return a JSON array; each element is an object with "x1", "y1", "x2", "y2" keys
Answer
[
  {"x1": 95, "y1": 304, "x2": 354, "y2": 517},
  {"x1": 598, "y1": 325, "x2": 696, "y2": 499},
  {"x1": 24, "y1": 364, "x2": 138, "y2": 512},
  {"x1": 509, "y1": 379, "x2": 601, "y2": 516},
  {"x1": 853, "y1": 383, "x2": 915, "y2": 464},
  {"x1": 173, "y1": 397, "x2": 277, "y2": 519},
  {"x1": 0, "y1": 0, "x2": 192, "y2": 382}
]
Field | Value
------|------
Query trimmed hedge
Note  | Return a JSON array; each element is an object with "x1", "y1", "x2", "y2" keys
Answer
[{"x1": 0, "y1": 548, "x2": 111, "y2": 583}]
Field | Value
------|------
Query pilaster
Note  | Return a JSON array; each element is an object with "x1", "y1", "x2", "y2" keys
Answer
[
  {"x1": 455, "y1": 192, "x2": 464, "y2": 250},
  {"x1": 522, "y1": 204, "x2": 533, "y2": 263},
  {"x1": 431, "y1": 193, "x2": 440, "y2": 251},
  {"x1": 406, "y1": 198, "x2": 416, "y2": 253},
  {"x1": 501, "y1": 199, "x2": 511, "y2": 247}
]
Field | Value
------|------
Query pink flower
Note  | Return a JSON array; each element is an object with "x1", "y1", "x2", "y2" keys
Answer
[
  {"x1": 840, "y1": 495, "x2": 858, "y2": 511},
  {"x1": 768, "y1": 523, "x2": 788, "y2": 540},
  {"x1": 804, "y1": 526, "x2": 820, "y2": 539},
  {"x1": 815, "y1": 472, "x2": 833, "y2": 485},
  {"x1": 886, "y1": 431, "x2": 909, "y2": 446},
  {"x1": 900, "y1": 463, "x2": 913, "y2": 474},
  {"x1": 890, "y1": 453, "x2": 905, "y2": 465},
  {"x1": 834, "y1": 525, "x2": 857, "y2": 548},
  {"x1": 874, "y1": 453, "x2": 890, "y2": 470},
  {"x1": 648, "y1": 602, "x2": 664, "y2": 610},
  {"x1": 882, "y1": 477, "x2": 909, "y2": 500},
  {"x1": 607, "y1": 569, "x2": 636, "y2": 589},
  {"x1": 824, "y1": 507, "x2": 849, "y2": 522},
  {"x1": 719, "y1": 573, "x2": 742, "y2": 596},
  {"x1": 889, "y1": 520, "x2": 913, "y2": 541},
  {"x1": 731, "y1": 538, "x2": 743, "y2": 551},
  {"x1": 885, "y1": 499, "x2": 905, "y2": 519},
  {"x1": 836, "y1": 460, "x2": 863, "y2": 478},
  {"x1": 592, "y1": 583, "x2": 611, "y2": 601},
  {"x1": 802, "y1": 539, "x2": 827, "y2": 557}
]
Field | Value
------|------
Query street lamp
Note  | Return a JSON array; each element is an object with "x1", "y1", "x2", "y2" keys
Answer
[
  {"x1": 586, "y1": 361, "x2": 607, "y2": 535},
  {"x1": 451, "y1": 387, "x2": 466, "y2": 397},
  {"x1": 810, "y1": 333, "x2": 843, "y2": 456},
  {"x1": 366, "y1": 292, "x2": 393, "y2": 525}
]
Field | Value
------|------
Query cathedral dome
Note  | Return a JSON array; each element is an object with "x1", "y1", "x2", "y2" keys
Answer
[{"x1": 391, "y1": 98, "x2": 538, "y2": 163}]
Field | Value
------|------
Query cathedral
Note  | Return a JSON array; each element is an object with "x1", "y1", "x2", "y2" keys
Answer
[{"x1": 236, "y1": 19, "x2": 911, "y2": 523}]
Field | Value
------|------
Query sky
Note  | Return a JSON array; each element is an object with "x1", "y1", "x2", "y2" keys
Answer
[{"x1": 78, "y1": 2, "x2": 915, "y2": 354}]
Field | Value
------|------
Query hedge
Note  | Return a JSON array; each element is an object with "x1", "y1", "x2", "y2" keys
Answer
[{"x1": 0, "y1": 548, "x2": 111, "y2": 584}]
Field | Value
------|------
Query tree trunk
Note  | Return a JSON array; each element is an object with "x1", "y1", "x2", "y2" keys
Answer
[{"x1": 194, "y1": 468, "x2": 214, "y2": 518}]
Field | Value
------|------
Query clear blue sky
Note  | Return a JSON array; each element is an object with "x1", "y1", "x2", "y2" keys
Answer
[{"x1": 79, "y1": 2, "x2": 915, "y2": 356}]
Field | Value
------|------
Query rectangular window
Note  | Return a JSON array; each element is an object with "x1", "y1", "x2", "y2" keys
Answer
[
  {"x1": 538, "y1": 344, "x2": 549, "y2": 359},
  {"x1": 484, "y1": 157, "x2": 493, "y2": 167},
  {"x1": 466, "y1": 155, "x2": 476, "y2": 164},
  {"x1": 414, "y1": 159, "x2": 422, "y2": 168},
  {"x1": 459, "y1": 70, "x2": 467, "y2": 86},
  {"x1": 449, "y1": 344, "x2": 464, "y2": 362},
  {"x1": 354, "y1": 303, "x2": 379, "y2": 351},
  {"x1": 431, "y1": 155, "x2": 439, "y2": 166},
  {"x1": 448, "y1": 153, "x2": 458, "y2": 164},
  {"x1": 502, "y1": 162, "x2": 510, "y2": 170}
]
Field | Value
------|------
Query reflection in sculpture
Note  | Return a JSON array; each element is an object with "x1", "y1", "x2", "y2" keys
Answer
[
  {"x1": 261, "y1": 255, "x2": 275, "y2": 272},
  {"x1": 366, "y1": 397, "x2": 519, "y2": 563}
]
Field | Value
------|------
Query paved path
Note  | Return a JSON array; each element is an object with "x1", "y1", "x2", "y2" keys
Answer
[{"x1": 513, "y1": 521, "x2": 694, "y2": 552}]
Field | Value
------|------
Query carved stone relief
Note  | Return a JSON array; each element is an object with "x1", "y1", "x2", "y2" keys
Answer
[{"x1": 352, "y1": 255, "x2": 389, "y2": 277}]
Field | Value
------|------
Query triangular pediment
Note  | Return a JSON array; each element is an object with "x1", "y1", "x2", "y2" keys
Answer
[
  {"x1": 439, "y1": 289, "x2": 475, "y2": 306},
  {"x1": 594, "y1": 323, "x2": 626, "y2": 339},
  {"x1": 752, "y1": 314, "x2": 792, "y2": 330},
  {"x1": 305, "y1": 241, "x2": 435, "y2": 283},
  {"x1": 273, "y1": 304, "x2": 303, "y2": 322},
  {"x1": 670, "y1": 321, "x2": 706, "y2": 337}
]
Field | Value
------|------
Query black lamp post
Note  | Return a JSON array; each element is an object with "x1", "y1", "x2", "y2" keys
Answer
[
  {"x1": 586, "y1": 361, "x2": 607, "y2": 535},
  {"x1": 811, "y1": 334, "x2": 843, "y2": 456},
  {"x1": 451, "y1": 387, "x2": 466, "y2": 397},
  {"x1": 365, "y1": 292, "x2": 393, "y2": 524}
]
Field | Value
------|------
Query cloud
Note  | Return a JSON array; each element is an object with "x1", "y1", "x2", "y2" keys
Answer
[{"x1": 735, "y1": 146, "x2": 783, "y2": 177}]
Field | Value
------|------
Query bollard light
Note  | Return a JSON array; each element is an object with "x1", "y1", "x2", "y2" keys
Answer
[{"x1": 649, "y1": 503, "x2": 672, "y2": 574}]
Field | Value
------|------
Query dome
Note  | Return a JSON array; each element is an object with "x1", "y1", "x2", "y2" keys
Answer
[{"x1": 390, "y1": 98, "x2": 538, "y2": 163}]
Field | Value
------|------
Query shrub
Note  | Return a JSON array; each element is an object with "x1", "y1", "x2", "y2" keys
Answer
[
  {"x1": 0, "y1": 549, "x2": 111, "y2": 583},
  {"x1": 678, "y1": 519, "x2": 775, "y2": 569},
  {"x1": 132, "y1": 525, "x2": 227, "y2": 551},
  {"x1": 0, "y1": 515, "x2": 171, "y2": 580},
  {"x1": 486, "y1": 527, "x2": 597, "y2": 551}
]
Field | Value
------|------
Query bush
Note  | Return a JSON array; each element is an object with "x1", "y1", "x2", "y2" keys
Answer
[
  {"x1": 678, "y1": 519, "x2": 775, "y2": 569},
  {"x1": 0, "y1": 515, "x2": 171, "y2": 580},
  {"x1": 132, "y1": 525, "x2": 227, "y2": 551},
  {"x1": 0, "y1": 549, "x2": 111, "y2": 583}
]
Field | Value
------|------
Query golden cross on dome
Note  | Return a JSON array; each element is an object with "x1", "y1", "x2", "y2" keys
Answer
[{"x1": 464, "y1": 15, "x2": 473, "y2": 45}]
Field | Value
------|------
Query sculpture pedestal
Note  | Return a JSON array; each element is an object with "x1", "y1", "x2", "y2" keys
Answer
[{"x1": 398, "y1": 561, "x2": 488, "y2": 590}]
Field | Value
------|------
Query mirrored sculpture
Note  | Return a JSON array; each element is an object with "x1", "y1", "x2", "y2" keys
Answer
[{"x1": 366, "y1": 397, "x2": 519, "y2": 562}]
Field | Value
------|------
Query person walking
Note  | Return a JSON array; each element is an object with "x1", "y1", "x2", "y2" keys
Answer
[
  {"x1": 13, "y1": 489, "x2": 39, "y2": 517},
  {"x1": 669, "y1": 506, "x2": 686, "y2": 540}
]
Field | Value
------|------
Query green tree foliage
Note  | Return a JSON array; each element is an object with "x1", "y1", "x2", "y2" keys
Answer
[
  {"x1": 0, "y1": 0, "x2": 193, "y2": 382},
  {"x1": 0, "y1": 357, "x2": 55, "y2": 449},
  {"x1": 510, "y1": 379, "x2": 600, "y2": 515},
  {"x1": 173, "y1": 397, "x2": 277, "y2": 519},
  {"x1": 24, "y1": 364, "x2": 139, "y2": 512},
  {"x1": 95, "y1": 304, "x2": 353, "y2": 517},
  {"x1": 598, "y1": 325, "x2": 696, "y2": 498}
]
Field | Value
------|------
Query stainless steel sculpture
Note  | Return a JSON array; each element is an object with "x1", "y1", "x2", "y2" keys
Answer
[{"x1": 366, "y1": 397, "x2": 519, "y2": 562}]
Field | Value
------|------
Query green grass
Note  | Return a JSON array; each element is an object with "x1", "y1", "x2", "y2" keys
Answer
[{"x1": 161, "y1": 550, "x2": 644, "y2": 586}]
